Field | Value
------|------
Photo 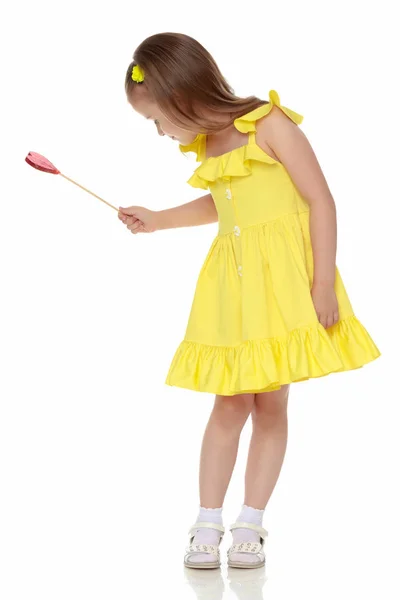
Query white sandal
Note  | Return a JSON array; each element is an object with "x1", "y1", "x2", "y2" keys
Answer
[
  {"x1": 227, "y1": 521, "x2": 268, "y2": 569},
  {"x1": 184, "y1": 521, "x2": 225, "y2": 569}
]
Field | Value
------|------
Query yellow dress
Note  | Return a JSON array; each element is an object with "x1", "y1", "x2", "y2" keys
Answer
[{"x1": 165, "y1": 90, "x2": 381, "y2": 395}]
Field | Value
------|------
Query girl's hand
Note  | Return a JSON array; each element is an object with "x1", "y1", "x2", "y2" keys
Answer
[
  {"x1": 118, "y1": 205, "x2": 160, "y2": 234},
  {"x1": 311, "y1": 282, "x2": 339, "y2": 329}
]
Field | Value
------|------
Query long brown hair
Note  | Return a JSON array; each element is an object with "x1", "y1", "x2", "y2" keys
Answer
[{"x1": 125, "y1": 32, "x2": 268, "y2": 134}]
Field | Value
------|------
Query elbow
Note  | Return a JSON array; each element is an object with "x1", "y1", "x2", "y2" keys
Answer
[{"x1": 307, "y1": 193, "x2": 337, "y2": 213}]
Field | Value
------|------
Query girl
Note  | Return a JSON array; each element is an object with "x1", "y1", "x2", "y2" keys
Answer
[{"x1": 118, "y1": 32, "x2": 381, "y2": 569}]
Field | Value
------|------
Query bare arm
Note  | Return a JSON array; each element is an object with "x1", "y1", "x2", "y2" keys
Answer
[
  {"x1": 259, "y1": 106, "x2": 337, "y2": 285},
  {"x1": 156, "y1": 193, "x2": 218, "y2": 230},
  {"x1": 259, "y1": 106, "x2": 339, "y2": 328}
]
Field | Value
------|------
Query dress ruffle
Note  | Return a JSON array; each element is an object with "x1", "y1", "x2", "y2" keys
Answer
[
  {"x1": 165, "y1": 315, "x2": 381, "y2": 395},
  {"x1": 179, "y1": 89, "x2": 303, "y2": 189},
  {"x1": 187, "y1": 141, "x2": 279, "y2": 189},
  {"x1": 179, "y1": 133, "x2": 205, "y2": 162},
  {"x1": 234, "y1": 89, "x2": 304, "y2": 133}
]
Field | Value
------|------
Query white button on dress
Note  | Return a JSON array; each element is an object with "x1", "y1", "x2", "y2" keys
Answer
[
  {"x1": 233, "y1": 225, "x2": 241, "y2": 236},
  {"x1": 238, "y1": 265, "x2": 243, "y2": 276},
  {"x1": 225, "y1": 188, "x2": 232, "y2": 200}
]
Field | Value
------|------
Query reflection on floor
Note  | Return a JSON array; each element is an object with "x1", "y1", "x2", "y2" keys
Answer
[{"x1": 183, "y1": 564, "x2": 268, "y2": 600}]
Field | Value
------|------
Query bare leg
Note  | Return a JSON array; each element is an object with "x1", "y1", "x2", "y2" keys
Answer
[
  {"x1": 244, "y1": 385, "x2": 290, "y2": 508},
  {"x1": 199, "y1": 393, "x2": 255, "y2": 507},
  {"x1": 185, "y1": 394, "x2": 256, "y2": 566}
]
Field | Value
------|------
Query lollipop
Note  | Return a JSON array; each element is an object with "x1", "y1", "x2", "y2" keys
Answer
[{"x1": 25, "y1": 152, "x2": 119, "y2": 212}]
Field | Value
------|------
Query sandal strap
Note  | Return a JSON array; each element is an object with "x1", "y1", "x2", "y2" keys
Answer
[
  {"x1": 186, "y1": 543, "x2": 220, "y2": 557},
  {"x1": 227, "y1": 541, "x2": 264, "y2": 555},
  {"x1": 229, "y1": 521, "x2": 268, "y2": 539},
  {"x1": 188, "y1": 521, "x2": 225, "y2": 536}
]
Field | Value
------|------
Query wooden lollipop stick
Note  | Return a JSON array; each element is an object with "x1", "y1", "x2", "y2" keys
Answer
[
  {"x1": 59, "y1": 173, "x2": 119, "y2": 212},
  {"x1": 25, "y1": 152, "x2": 120, "y2": 213}
]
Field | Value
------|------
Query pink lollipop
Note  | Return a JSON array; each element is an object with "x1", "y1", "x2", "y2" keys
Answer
[{"x1": 25, "y1": 151, "x2": 119, "y2": 212}]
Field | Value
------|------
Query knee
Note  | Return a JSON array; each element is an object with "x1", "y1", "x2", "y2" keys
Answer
[
  {"x1": 212, "y1": 393, "x2": 255, "y2": 432},
  {"x1": 252, "y1": 386, "x2": 289, "y2": 427}
]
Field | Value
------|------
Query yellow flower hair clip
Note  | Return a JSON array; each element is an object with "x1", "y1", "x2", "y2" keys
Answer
[{"x1": 131, "y1": 64, "x2": 145, "y2": 83}]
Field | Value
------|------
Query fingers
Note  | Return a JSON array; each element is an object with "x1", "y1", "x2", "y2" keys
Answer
[
  {"x1": 117, "y1": 211, "x2": 144, "y2": 234},
  {"x1": 118, "y1": 211, "x2": 132, "y2": 223},
  {"x1": 129, "y1": 221, "x2": 143, "y2": 233},
  {"x1": 118, "y1": 209, "x2": 134, "y2": 221},
  {"x1": 318, "y1": 311, "x2": 340, "y2": 329},
  {"x1": 118, "y1": 208, "x2": 148, "y2": 234},
  {"x1": 118, "y1": 212, "x2": 137, "y2": 227},
  {"x1": 118, "y1": 206, "x2": 137, "y2": 216}
]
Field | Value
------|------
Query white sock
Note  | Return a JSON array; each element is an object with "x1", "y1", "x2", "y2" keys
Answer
[
  {"x1": 187, "y1": 506, "x2": 224, "y2": 564},
  {"x1": 230, "y1": 504, "x2": 266, "y2": 563}
]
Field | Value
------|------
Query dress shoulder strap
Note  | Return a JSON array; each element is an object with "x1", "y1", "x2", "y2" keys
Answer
[{"x1": 234, "y1": 90, "x2": 304, "y2": 134}]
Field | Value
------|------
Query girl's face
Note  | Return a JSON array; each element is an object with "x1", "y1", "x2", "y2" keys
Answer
[{"x1": 129, "y1": 95, "x2": 197, "y2": 145}]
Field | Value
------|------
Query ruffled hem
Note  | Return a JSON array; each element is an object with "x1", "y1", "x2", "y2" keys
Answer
[
  {"x1": 186, "y1": 141, "x2": 279, "y2": 189},
  {"x1": 165, "y1": 315, "x2": 381, "y2": 395}
]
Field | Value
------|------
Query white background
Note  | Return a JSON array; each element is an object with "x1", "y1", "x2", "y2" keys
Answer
[{"x1": 1, "y1": 1, "x2": 398, "y2": 598}]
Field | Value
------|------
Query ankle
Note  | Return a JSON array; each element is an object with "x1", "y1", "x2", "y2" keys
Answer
[
  {"x1": 231, "y1": 504, "x2": 266, "y2": 544},
  {"x1": 191, "y1": 506, "x2": 224, "y2": 543},
  {"x1": 238, "y1": 504, "x2": 265, "y2": 526},
  {"x1": 196, "y1": 505, "x2": 223, "y2": 525}
]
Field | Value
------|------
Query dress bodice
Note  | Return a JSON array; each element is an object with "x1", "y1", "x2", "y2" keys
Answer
[{"x1": 179, "y1": 90, "x2": 309, "y2": 235}]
